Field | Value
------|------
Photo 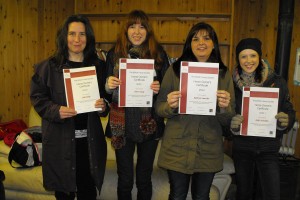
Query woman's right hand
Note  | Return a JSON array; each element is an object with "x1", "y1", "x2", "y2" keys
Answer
[
  {"x1": 167, "y1": 91, "x2": 181, "y2": 109},
  {"x1": 59, "y1": 106, "x2": 77, "y2": 119},
  {"x1": 107, "y1": 76, "x2": 121, "y2": 90},
  {"x1": 230, "y1": 114, "x2": 244, "y2": 133}
]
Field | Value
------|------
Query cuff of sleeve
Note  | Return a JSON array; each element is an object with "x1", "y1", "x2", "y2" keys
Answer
[
  {"x1": 276, "y1": 125, "x2": 287, "y2": 131},
  {"x1": 105, "y1": 81, "x2": 113, "y2": 94},
  {"x1": 230, "y1": 128, "x2": 240, "y2": 135}
]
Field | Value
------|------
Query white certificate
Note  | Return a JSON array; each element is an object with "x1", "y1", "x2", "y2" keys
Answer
[
  {"x1": 241, "y1": 87, "x2": 279, "y2": 137},
  {"x1": 118, "y1": 58, "x2": 154, "y2": 107},
  {"x1": 179, "y1": 61, "x2": 219, "y2": 115},
  {"x1": 63, "y1": 66, "x2": 101, "y2": 114}
]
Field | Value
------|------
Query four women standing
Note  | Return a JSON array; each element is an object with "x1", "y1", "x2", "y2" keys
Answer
[{"x1": 30, "y1": 10, "x2": 296, "y2": 200}]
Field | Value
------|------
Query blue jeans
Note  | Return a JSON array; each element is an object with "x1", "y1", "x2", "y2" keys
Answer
[
  {"x1": 233, "y1": 148, "x2": 280, "y2": 200},
  {"x1": 167, "y1": 170, "x2": 215, "y2": 200},
  {"x1": 115, "y1": 138, "x2": 158, "y2": 200}
]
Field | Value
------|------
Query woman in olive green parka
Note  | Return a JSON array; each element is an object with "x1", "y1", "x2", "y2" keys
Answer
[{"x1": 155, "y1": 22, "x2": 235, "y2": 200}]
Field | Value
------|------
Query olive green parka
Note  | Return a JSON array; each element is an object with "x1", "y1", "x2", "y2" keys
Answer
[{"x1": 155, "y1": 65, "x2": 235, "y2": 174}]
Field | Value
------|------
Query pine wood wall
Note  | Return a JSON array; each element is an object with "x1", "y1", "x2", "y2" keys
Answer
[
  {"x1": 233, "y1": 0, "x2": 300, "y2": 158},
  {"x1": 0, "y1": 0, "x2": 299, "y2": 157},
  {"x1": 75, "y1": 0, "x2": 234, "y2": 67},
  {"x1": 0, "y1": 0, "x2": 74, "y2": 123},
  {"x1": 0, "y1": 0, "x2": 38, "y2": 123}
]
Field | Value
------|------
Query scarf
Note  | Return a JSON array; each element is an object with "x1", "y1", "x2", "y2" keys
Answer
[
  {"x1": 110, "y1": 47, "x2": 157, "y2": 149},
  {"x1": 232, "y1": 59, "x2": 272, "y2": 91}
]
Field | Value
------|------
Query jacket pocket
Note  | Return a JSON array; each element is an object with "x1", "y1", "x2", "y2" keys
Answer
[{"x1": 199, "y1": 132, "x2": 222, "y2": 159}]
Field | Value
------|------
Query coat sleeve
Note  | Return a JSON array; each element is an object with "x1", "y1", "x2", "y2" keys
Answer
[
  {"x1": 277, "y1": 77, "x2": 296, "y2": 136},
  {"x1": 216, "y1": 69, "x2": 236, "y2": 128},
  {"x1": 96, "y1": 59, "x2": 110, "y2": 117},
  {"x1": 155, "y1": 66, "x2": 179, "y2": 118},
  {"x1": 30, "y1": 60, "x2": 64, "y2": 123},
  {"x1": 105, "y1": 49, "x2": 116, "y2": 77}
]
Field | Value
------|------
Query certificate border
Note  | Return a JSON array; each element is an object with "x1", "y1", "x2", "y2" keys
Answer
[{"x1": 241, "y1": 87, "x2": 279, "y2": 137}]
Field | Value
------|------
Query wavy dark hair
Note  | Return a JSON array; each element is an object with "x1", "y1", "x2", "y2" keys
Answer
[
  {"x1": 114, "y1": 10, "x2": 164, "y2": 69},
  {"x1": 53, "y1": 14, "x2": 97, "y2": 66},
  {"x1": 173, "y1": 22, "x2": 228, "y2": 78}
]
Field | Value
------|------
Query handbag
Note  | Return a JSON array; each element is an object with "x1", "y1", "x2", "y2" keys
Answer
[{"x1": 8, "y1": 127, "x2": 42, "y2": 168}]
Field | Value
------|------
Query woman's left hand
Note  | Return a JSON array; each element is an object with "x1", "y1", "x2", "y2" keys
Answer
[
  {"x1": 95, "y1": 98, "x2": 106, "y2": 113},
  {"x1": 217, "y1": 90, "x2": 231, "y2": 108},
  {"x1": 275, "y1": 112, "x2": 289, "y2": 128},
  {"x1": 151, "y1": 80, "x2": 160, "y2": 94}
]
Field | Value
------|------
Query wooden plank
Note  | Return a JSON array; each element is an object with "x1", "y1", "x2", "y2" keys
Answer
[{"x1": 290, "y1": 0, "x2": 300, "y2": 158}]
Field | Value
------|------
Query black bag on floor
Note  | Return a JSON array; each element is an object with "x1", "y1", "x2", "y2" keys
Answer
[{"x1": 8, "y1": 126, "x2": 42, "y2": 168}]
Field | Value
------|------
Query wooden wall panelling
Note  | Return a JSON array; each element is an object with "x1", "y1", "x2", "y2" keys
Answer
[
  {"x1": 75, "y1": 0, "x2": 232, "y2": 14},
  {"x1": 233, "y1": 0, "x2": 278, "y2": 67},
  {"x1": 0, "y1": 0, "x2": 74, "y2": 123},
  {"x1": 39, "y1": 0, "x2": 75, "y2": 60},
  {"x1": 75, "y1": 0, "x2": 234, "y2": 66},
  {"x1": 289, "y1": 0, "x2": 300, "y2": 158},
  {"x1": 289, "y1": 0, "x2": 300, "y2": 121},
  {"x1": 22, "y1": 0, "x2": 39, "y2": 122},
  {"x1": 90, "y1": 17, "x2": 122, "y2": 43},
  {"x1": 0, "y1": 0, "x2": 39, "y2": 122}
]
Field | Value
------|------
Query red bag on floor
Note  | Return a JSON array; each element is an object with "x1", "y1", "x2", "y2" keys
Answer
[{"x1": 0, "y1": 119, "x2": 28, "y2": 146}]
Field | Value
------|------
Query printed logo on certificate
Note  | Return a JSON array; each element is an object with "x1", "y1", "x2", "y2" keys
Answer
[
  {"x1": 241, "y1": 87, "x2": 279, "y2": 138},
  {"x1": 179, "y1": 61, "x2": 219, "y2": 115},
  {"x1": 118, "y1": 58, "x2": 154, "y2": 107},
  {"x1": 63, "y1": 66, "x2": 101, "y2": 114}
]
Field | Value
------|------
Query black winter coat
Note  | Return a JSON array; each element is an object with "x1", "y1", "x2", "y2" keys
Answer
[
  {"x1": 233, "y1": 72, "x2": 295, "y2": 152},
  {"x1": 30, "y1": 58, "x2": 108, "y2": 192}
]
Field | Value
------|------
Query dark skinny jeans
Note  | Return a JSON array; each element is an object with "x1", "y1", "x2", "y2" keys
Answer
[
  {"x1": 115, "y1": 138, "x2": 158, "y2": 200},
  {"x1": 167, "y1": 170, "x2": 215, "y2": 200}
]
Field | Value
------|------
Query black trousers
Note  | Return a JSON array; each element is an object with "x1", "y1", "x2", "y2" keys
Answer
[
  {"x1": 55, "y1": 137, "x2": 96, "y2": 200},
  {"x1": 115, "y1": 138, "x2": 159, "y2": 200},
  {"x1": 233, "y1": 147, "x2": 280, "y2": 200}
]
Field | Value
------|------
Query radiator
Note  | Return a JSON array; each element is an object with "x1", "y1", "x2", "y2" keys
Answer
[{"x1": 279, "y1": 120, "x2": 299, "y2": 156}]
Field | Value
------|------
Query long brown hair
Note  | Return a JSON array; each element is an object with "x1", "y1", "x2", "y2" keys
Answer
[{"x1": 114, "y1": 10, "x2": 164, "y2": 69}]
